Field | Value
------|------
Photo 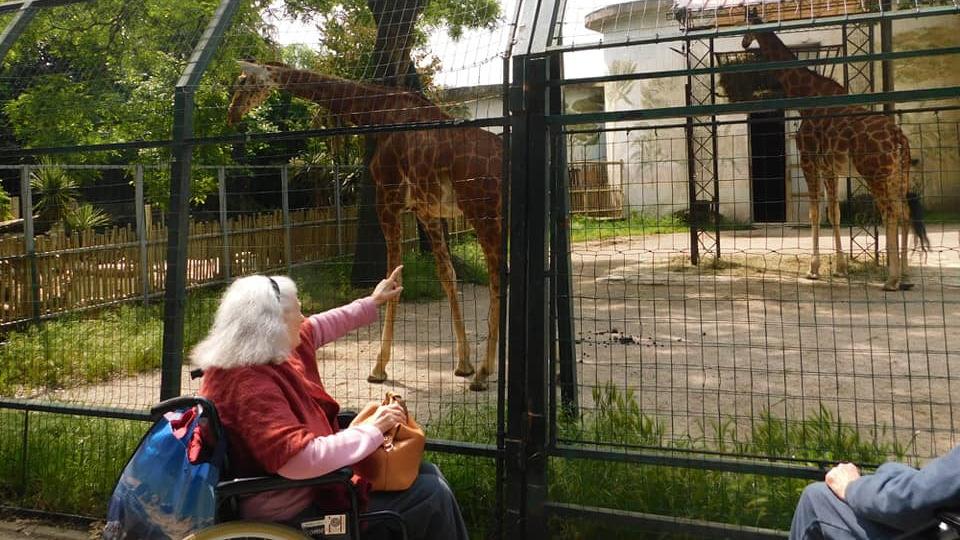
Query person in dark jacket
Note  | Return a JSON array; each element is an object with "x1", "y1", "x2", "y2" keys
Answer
[{"x1": 790, "y1": 445, "x2": 960, "y2": 539}]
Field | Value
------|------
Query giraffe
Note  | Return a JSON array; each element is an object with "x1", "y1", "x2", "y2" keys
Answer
[
  {"x1": 742, "y1": 19, "x2": 929, "y2": 290},
  {"x1": 227, "y1": 61, "x2": 501, "y2": 390}
]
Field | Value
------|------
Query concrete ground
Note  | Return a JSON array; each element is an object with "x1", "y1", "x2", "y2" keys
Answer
[
  {"x1": 0, "y1": 513, "x2": 93, "y2": 540},
  {"x1": 20, "y1": 223, "x2": 960, "y2": 460}
]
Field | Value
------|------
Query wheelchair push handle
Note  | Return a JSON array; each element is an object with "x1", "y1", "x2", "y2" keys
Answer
[{"x1": 150, "y1": 396, "x2": 224, "y2": 440}]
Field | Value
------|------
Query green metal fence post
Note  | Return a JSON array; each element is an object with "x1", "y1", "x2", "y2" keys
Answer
[
  {"x1": 505, "y1": 52, "x2": 551, "y2": 540},
  {"x1": 548, "y1": 51, "x2": 578, "y2": 419},
  {"x1": 135, "y1": 164, "x2": 150, "y2": 305},
  {"x1": 160, "y1": 0, "x2": 241, "y2": 401}
]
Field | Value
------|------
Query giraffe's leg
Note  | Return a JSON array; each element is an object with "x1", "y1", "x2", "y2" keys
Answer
[
  {"x1": 825, "y1": 176, "x2": 847, "y2": 276},
  {"x1": 899, "y1": 198, "x2": 913, "y2": 289},
  {"x1": 369, "y1": 207, "x2": 404, "y2": 384},
  {"x1": 469, "y1": 215, "x2": 501, "y2": 392},
  {"x1": 879, "y1": 201, "x2": 902, "y2": 292},
  {"x1": 419, "y1": 217, "x2": 473, "y2": 378},
  {"x1": 798, "y1": 149, "x2": 822, "y2": 280}
]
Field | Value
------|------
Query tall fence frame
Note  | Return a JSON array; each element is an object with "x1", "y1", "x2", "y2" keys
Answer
[
  {"x1": 0, "y1": 0, "x2": 958, "y2": 537},
  {"x1": 505, "y1": 0, "x2": 960, "y2": 538}
]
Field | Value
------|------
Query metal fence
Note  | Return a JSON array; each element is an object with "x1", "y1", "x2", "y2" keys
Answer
[
  {"x1": 505, "y1": 1, "x2": 960, "y2": 538},
  {"x1": 0, "y1": 0, "x2": 958, "y2": 538},
  {"x1": 0, "y1": 0, "x2": 509, "y2": 535}
]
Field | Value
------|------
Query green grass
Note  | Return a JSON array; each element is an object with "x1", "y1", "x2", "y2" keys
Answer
[
  {"x1": 921, "y1": 210, "x2": 960, "y2": 224},
  {"x1": 425, "y1": 406, "x2": 499, "y2": 539},
  {"x1": 570, "y1": 211, "x2": 751, "y2": 243},
  {"x1": 570, "y1": 213, "x2": 686, "y2": 243},
  {"x1": 425, "y1": 385, "x2": 906, "y2": 539},
  {"x1": 0, "y1": 292, "x2": 220, "y2": 396},
  {"x1": 0, "y1": 409, "x2": 145, "y2": 515},
  {"x1": 0, "y1": 388, "x2": 908, "y2": 537},
  {"x1": 0, "y1": 241, "x2": 490, "y2": 396},
  {"x1": 547, "y1": 386, "x2": 906, "y2": 538}
]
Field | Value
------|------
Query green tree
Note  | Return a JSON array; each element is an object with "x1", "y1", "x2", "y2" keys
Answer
[{"x1": 0, "y1": 0, "x2": 501, "y2": 208}]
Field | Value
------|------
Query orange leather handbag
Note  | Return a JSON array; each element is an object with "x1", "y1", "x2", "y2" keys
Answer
[{"x1": 352, "y1": 392, "x2": 425, "y2": 492}]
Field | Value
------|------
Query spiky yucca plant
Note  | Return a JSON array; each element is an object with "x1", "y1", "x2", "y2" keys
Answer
[
  {"x1": 30, "y1": 160, "x2": 78, "y2": 225},
  {"x1": 65, "y1": 203, "x2": 110, "y2": 236},
  {"x1": 0, "y1": 187, "x2": 12, "y2": 220}
]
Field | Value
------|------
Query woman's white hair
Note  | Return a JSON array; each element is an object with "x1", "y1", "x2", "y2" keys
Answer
[{"x1": 190, "y1": 275, "x2": 299, "y2": 369}]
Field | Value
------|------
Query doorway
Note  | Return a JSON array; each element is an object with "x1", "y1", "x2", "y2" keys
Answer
[{"x1": 748, "y1": 110, "x2": 787, "y2": 222}]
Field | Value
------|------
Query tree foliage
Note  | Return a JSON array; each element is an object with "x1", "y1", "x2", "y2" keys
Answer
[{"x1": 0, "y1": 0, "x2": 501, "y2": 208}]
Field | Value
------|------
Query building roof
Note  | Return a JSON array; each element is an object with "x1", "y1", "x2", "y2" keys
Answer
[{"x1": 585, "y1": 0, "x2": 869, "y2": 32}]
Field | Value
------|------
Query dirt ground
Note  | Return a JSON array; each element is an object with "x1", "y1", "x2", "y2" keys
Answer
[{"x1": 32, "y1": 224, "x2": 960, "y2": 459}]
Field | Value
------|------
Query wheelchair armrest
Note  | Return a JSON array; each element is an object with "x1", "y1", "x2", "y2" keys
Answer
[
  {"x1": 939, "y1": 509, "x2": 960, "y2": 530},
  {"x1": 337, "y1": 411, "x2": 357, "y2": 428},
  {"x1": 216, "y1": 467, "x2": 355, "y2": 500}
]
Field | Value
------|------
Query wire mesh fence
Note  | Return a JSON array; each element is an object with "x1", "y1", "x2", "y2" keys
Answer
[
  {"x1": 538, "y1": 4, "x2": 960, "y2": 537},
  {"x1": 0, "y1": 0, "x2": 958, "y2": 537},
  {"x1": 0, "y1": 1, "x2": 513, "y2": 533}
]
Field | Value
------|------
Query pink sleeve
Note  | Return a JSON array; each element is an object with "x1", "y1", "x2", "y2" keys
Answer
[
  {"x1": 277, "y1": 425, "x2": 384, "y2": 480},
  {"x1": 307, "y1": 297, "x2": 378, "y2": 347}
]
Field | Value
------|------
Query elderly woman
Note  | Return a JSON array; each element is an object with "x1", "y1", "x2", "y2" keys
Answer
[{"x1": 191, "y1": 267, "x2": 468, "y2": 540}]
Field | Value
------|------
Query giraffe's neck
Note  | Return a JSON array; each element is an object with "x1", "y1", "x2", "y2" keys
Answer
[
  {"x1": 272, "y1": 67, "x2": 448, "y2": 125},
  {"x1": 755, "y1": 33, "x2": 846, "y2": 98}
]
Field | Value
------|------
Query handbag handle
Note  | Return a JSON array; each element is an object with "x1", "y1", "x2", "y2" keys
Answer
[
  {"x1": 383, "y1": 391, "x2": 407, "y2": 415},
  {"x1": 382, "y1": 392, "x2": 408, "y2": 451}
]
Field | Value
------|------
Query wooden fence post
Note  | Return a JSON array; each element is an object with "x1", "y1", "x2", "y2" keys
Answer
[
  {"x1": 334, "y1": 162, "x2": 343, "y2": 256},
  {"x1": 20, "y1": 165, "x2": 39, "y2": 322},
  {"x1": 281, "y1": 165, "x2": 292, "y2": 274},
  {"x1": 218, "y1": 166, "x2": 230, "y2": 281},
  {"x1": 135, "y1": 164, "x2": 150, "y2": 304}
]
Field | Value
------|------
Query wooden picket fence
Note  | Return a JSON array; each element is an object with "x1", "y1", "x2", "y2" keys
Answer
[{"x1": 0, "y1": 207, "x2": 473, "y2": 326}]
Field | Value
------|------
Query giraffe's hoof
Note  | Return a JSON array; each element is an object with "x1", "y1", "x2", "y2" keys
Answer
[
  {"x1": 899, "y1": 282, "x2": 915, "y2": 291},
  {"x1": 469, "y1": 380, "x2": 488, "y2": 392},
  {"x1": 805, "y1": 272, "x2": 820, "y2": 280},
  {"x1": 454, "y1": 366, "x2": 475, "y2": 378},
  {"x1": 367, "y1": 372, "x2": 387, "y2": 384},
  {"x1": 833, "y1": 270, "x2": 848, "y2": 278},
  {"x1": 882, "y1": 282, "x2": 900, "y2": 292}
]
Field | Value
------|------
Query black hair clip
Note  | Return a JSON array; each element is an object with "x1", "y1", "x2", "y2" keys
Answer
[{"x1": 267, "y1": 276, "x2": 280, "y2": 301}]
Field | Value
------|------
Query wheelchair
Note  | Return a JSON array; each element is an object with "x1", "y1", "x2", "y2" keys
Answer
[
  {"x1": 147, "y1": 395, "x2": 408, "y2": 540},
  {"x1": 894, "y1": 511, "x2": 960, "y2": 540}
]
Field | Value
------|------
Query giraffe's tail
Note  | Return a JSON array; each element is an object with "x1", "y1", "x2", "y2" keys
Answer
[
  {"x1": 907, "y1": 191, "x2": 930, "y2": 253},
  {"x1": 898, "y1": 132, "x2": 930, "y2": 252}
]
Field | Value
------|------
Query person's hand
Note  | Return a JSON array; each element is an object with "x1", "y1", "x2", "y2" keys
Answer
[
  {"x1": 825, "y1": 462, "x2": 861, "y2": 500},
  {"x1": 371, "y1": 266, "x2": 403, "y2": 306},
  {"x1": 368, "y1": 402, "x2": 407, "y2": 434}
]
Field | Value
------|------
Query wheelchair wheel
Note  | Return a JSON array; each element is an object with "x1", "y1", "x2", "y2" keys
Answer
[{"x1": 183, "y1": 521, "x2": 311, "y2": 540}]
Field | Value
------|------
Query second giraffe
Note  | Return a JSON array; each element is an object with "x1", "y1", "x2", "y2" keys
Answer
[{"x1": 743, "y1": 17, "x2": 929, "y2": 290}]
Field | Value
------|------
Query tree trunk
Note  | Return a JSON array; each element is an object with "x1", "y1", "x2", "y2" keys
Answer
[{"x1": 350, "y1": 0, "x2": 431, "y2": 287}]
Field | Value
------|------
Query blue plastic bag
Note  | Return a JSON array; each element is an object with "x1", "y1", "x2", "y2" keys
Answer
[{"x1": 103, "y1": 406, "x2": 224, "y2": 540}]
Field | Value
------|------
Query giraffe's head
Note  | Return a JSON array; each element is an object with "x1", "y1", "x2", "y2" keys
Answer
[
  {"x1": 741, "y1": 10, "x2": 764, "y2": 49},
  {"x1": 227, "y1": 61, "x2": 279, "y2": 126}
]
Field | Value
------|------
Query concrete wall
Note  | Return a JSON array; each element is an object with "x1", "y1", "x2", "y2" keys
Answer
[{"x1": 590, "y1": 3, "x2": 960, "y2": 222}]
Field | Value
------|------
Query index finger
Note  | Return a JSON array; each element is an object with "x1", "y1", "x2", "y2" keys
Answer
[{"x1": 387, "y1": 265, "x2": 403, "y2": 282}]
